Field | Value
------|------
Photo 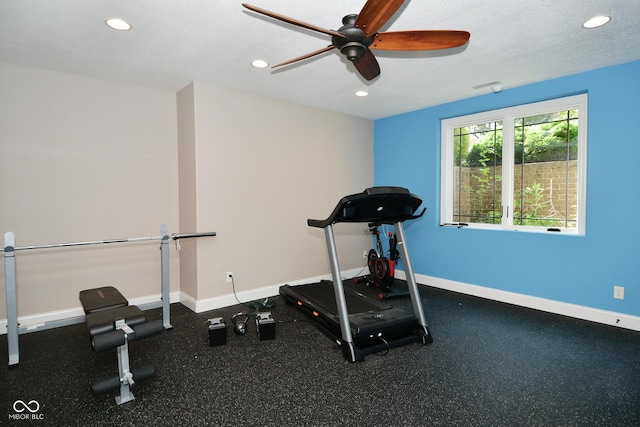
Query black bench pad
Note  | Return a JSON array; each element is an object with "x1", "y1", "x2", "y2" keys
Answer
[
  {"x1": 85, "y1": 305, "x2": 147, "y2": 337},
  {"x1": 80, "y1": 286, "x2": 128, "y2": 314}
]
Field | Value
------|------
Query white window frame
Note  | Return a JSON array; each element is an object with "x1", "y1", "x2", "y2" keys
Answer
[{"x1": 440, "y1": 94, "x2": 588, "y2": 235}]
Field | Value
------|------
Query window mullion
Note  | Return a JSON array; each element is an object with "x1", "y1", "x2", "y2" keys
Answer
[{"x1": 501, "y1": 116, "x2": 515, "y2": 226}]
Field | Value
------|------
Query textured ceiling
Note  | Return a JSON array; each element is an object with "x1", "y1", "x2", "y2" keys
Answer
[{"x1": 1, "y1": 1, "x2": 639, "y2": 119}]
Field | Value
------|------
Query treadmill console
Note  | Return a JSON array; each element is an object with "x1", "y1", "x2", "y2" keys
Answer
[{"x1": 307, "y1": 186, "x2": 425, "y2": 228}]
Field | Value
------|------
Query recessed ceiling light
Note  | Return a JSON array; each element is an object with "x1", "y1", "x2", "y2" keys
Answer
[
  {"x1": 355, "y1": 90, "x2": 368, "y2": 97},
  {"x1": 582, "y1": 15, "x2": 611, "y2": 29},
  {"x1": 105, "y1": 18, "x2": 132, "y2": 31},
  {"x1": 251, "y1": 59, "x2": 269, "y2": 68}
]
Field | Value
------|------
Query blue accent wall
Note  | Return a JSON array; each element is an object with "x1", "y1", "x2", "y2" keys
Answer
[{"x1": 374, "y1": 60, "x2": 640, "y2": 316}]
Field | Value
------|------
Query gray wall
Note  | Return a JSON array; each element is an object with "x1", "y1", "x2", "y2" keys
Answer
[{"x1": 0, "y1": 63, "x2": 373, "y2": 327}]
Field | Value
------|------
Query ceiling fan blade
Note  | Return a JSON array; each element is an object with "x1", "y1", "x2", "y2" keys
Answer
[
  {"x1": 353, "y1": 49, "x2": 381, "y2": 81},
  {"x1": 272, "y1": 45, "x2": 336, "y2": 69},
  {"x1": 242, "y1": 3, "x2": 345, "y2": 39},
  {"x1": 371, "y1": 30, "x2": 470, "y2": 51},
  {"x1": 354, "y1": 0, "x2": 405, "y2": 37}
]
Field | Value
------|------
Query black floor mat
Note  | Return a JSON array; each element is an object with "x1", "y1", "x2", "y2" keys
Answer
[{"x1": 4, "y1": 287, "x2": 640, "y2": 426}]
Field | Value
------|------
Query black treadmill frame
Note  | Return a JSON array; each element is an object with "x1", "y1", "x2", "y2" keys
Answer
[{"x1": 281, "y1": 186, "x2": 432, "y2": 362}]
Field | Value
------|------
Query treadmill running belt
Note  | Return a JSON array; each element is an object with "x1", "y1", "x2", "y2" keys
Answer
[{"x1": 293, "y1": 281, "x2": 391, "y2": 314}]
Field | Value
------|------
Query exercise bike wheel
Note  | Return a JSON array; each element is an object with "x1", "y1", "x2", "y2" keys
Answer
[
  {"x1": 373, "y1": 258, "x2": 387, "y2": 280},
  {"x1": 368, "y1": 249, "x2": 393, "y2": 291},
  {"x1": 367, "y1": 249, "x2": 384, "y2": 277}
]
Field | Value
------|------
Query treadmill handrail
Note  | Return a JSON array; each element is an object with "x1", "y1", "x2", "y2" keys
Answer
[{"x1": 307, "y1": 186, "x2": 426, "y2": 228}]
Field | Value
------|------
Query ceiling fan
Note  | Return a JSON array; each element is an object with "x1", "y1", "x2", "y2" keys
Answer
[{"x1": 242, "y1": 0, "x2": 470, "y2": 81}]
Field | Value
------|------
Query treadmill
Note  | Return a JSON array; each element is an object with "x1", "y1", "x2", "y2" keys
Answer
[{"x1": 280, "y1": 186, "x2": 432, "y2": 362}]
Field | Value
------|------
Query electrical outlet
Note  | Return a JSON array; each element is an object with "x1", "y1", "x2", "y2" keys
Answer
[
  {"x1": 226, "y1": 272, "x2": 233, "y2": 283},
  {"x1": 363, "y1": 250, "x2": 368, "y2": 259},
  {"x1": 614, "y1": 286, "x2": 624, "y2": 300}
]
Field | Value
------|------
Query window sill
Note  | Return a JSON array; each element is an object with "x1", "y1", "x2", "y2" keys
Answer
[{"x1": 439, "y1": 223, "x2": 584, "y2": 236}]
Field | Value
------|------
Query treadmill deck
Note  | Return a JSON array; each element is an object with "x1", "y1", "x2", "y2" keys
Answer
[{"x1": 280, "y1": 280, "x2": 420, "y2": 347}]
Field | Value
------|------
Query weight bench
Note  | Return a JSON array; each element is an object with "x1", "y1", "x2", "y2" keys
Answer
[{"x1": 79, "y1": 286, "x2": 164, "y2": 405}]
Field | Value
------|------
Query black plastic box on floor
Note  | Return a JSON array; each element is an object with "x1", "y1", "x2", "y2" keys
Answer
[
  {"x1": 207, "y1": 317, "x2": 228, "y2": 346},
  {"x1": 256, "y1": 312, "x2": 276, "y2": 340}
]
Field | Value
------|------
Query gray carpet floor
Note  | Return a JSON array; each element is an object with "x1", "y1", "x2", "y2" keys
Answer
[{"x1": 3, "y1": 281, "x2": 640, "y2": 426}]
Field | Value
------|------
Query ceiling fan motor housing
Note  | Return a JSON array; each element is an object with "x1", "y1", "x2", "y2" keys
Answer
[{"x1": 332, "y1": 14, "x2": 375, "y2": 62}]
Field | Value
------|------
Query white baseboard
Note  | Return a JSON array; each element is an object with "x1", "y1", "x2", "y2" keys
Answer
[
  {"x1": 408, "y1": 271, "x2": 640, "y2": 332},
  {"x1": 0, "y1": 271, "x2": 349, "y2": 335},
  {"x1": 0, "y1": 291, "x2": 182, "y2": 336},
  {"x1": 184, "y1": 270, "x2": 353, "y2": 314},
  {"x1": 7, "y1": 269, "x2": 633, "y2": 335}
]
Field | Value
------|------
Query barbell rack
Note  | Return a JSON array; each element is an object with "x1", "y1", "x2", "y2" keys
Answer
[{"x1": 3, "y1": 224, "x2": 216, "y2": 367}]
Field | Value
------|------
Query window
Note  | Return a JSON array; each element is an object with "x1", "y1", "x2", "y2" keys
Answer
[{"x1": 441, "y1": 94, "x2": 587, "y2": 234}]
